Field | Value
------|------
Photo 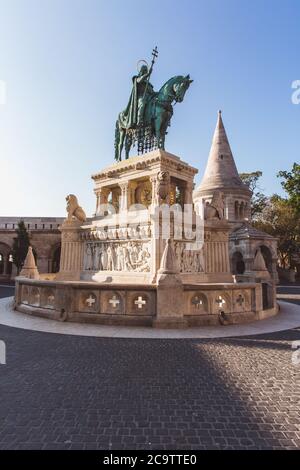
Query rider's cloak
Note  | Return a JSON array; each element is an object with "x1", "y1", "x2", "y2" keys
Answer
[{"x1": 123, "y1": 75, "x2": 139, "y2": 129}]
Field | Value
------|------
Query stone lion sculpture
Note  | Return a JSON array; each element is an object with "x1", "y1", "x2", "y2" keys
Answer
[
  {"x1": 66, "y1": 194, "x2": 86, "y2": 222},
  {"x1": 156, "y1": 171, "x2": 170, "y2": 204},
  {"x1": 205, "y1": 191, "x2": 225, "y2": 220}
]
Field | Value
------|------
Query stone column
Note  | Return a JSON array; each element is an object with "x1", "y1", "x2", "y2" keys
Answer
[
  {"x1": 243, "y1": 256, "x2": 254, "y2": 275},
  {"x1": 95, "y1": 188, "x2": 109, "y2": 216},
  {"x1": 3, "y1": 256, "x2": 8, "y2": 275},
  {"x1": 56, "y1": 220, "x2": 83, "y2": 281},
  {"x1": 150, "y1": 175, "x2": 157, "y2": 209},
  {"x1": 184, "y1": 181, "x2": 193, "y2": 206},
  {"x1": 119, "y1": 181, "x2": 129, "y2": 212}
]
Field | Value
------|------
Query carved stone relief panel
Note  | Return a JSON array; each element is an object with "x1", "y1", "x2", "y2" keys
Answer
[
  {"x1": 174, "y1": 241, "x2": 204, "y2": 273},
  {"x1": 83, "y1": 241, "x2": 152, "y2": 273}
]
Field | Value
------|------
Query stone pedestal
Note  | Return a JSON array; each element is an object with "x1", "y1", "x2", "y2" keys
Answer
[
  {"x1": 154, "y1": 239, "x2": 186, "y2": 328},
  {"x1": 15, "y1": 150, "x2": 278, "y2": 328},
  {"x1": 56, "y1": 220, "x2": 83, "y2": 281}
]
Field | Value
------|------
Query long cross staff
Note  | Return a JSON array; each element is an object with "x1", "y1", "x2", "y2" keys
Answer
[{"x1": 142, "y1": 46, "x2": 158, "y2": 101}]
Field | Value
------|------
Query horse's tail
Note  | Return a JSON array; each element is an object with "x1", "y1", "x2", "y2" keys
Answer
[{"x1": 114, "y1": 120, "x2": 120, "y2": 161}]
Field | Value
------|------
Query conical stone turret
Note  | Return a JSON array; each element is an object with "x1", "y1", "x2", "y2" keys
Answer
[
  {"x1": 19, "y1": 246, "x2": 39, "y2": 279},
  {"x1": 194, "y1": 111, "x2": 251, "y2": 224},
  {"x1": 197, "y1": 111, "x2": 249, "y2": 191}
]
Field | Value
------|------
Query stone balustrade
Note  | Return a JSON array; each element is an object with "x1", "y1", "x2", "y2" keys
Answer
[{"x1": 14, "y1": 278, "x2": 277, "y2": 327}]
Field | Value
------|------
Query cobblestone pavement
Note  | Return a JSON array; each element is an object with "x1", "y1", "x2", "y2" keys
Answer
[{"x1": 0, "y1": 318, "x2": 300, "y2": 450}]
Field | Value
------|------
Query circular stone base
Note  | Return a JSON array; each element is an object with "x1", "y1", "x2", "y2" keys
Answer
[{"x1": 1, "y1": 297, "x2": 300, "y2": 339}]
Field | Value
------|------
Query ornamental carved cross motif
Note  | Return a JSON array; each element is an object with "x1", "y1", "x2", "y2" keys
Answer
[
  {"x1": 86, "y1": 295, "x2": 96, "y2": 308},
  {"x1": 216, "y1": 296, "x2": 226, "y2": 308},
  {"x1": 109, "y1": 295, "x2": 120, "y2": 308},
  {"x1": 134, "y1": 296, "x2": 146, "y2": 309},
  {"x1": 47, "y1": 295, "x2": 55, "y2": 305},
  {"x1": 236, "y1": 294, "x2": 245, "y2": 306}
]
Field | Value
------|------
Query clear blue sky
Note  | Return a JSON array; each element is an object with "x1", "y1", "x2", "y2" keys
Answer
[{"x1": 0, "y1": 0, "x2": 299, "y2": 216}]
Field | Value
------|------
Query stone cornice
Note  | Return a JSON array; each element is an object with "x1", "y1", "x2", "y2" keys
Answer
[{"x1": 91, "y1": 150, "x2": 198, "y2": 182}]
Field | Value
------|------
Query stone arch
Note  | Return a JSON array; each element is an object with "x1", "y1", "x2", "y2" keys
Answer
[
  {"x1": 239, "y1": 201, "x2": 244, "y2": 220},
  {"x1": 231, "y1": 251, "x2": 245, "y2": 275},
  {"x1": 30, "y1": 287, "x2": 40, "y2": 306},
  {"x1": 0, "y1": 242, "x2": 12, "y2": 275},
  {"x1": 212, "y1": 292, "x2": 231, "y2": 314},
  {"x1": 50, "y1": 243, "x2": 61, "y2": 273},
  {"x1": 0, "y1": 252, "x2": 4, "y2": 275},
  {"x1": 234, "y1": 201, "x2": 239, "y2": 219},
  {"x1": 233, "y1": 290, "x2": 251, "y2": 312},
  {"x1": 41, "y1": 287, "x2": 56, "y2": 309},
  {"x1": 21, "y1": 285, "x2": 30, "y2": 304},
  {"x1": 189, "y1": 292, "x2": 209, "y2": 314}
]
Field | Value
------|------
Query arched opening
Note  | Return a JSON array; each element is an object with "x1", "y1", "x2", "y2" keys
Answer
[
  {"x1": 52, "y1": 245, "x2": 61, "y2": 273},
  {"x1": 260, "y1": 245, "x2": 273, "y2": 274},
  {"x1": 0, "y1": 253, "x2": 4, "y2": 274},
  {"x1": 239, "y1": 201, "x2": 244, "y2": 220},
  {"x1": 234, "y1": 201, "x2": 239, "y2": 219},
  {"x1": 244, "y1": 202, "x2": 248, "y2": 220},
  {"x1": 0, "y1": 242, "x2": 12, "y2": 276},
  {"x1": 231, "y1": 251, "x2": 245, "y2": 275}
]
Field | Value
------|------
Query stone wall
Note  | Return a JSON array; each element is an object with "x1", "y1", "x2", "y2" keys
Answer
[{"x1": 0, "y1": 217, "x2": 63, "y2": 281}]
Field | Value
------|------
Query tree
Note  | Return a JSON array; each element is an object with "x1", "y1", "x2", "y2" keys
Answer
[
  {"x1": 277, "y1": 163, "x2": 300, "y2": 213},
  {"x1": 255, "y1": 195, "x2": 300, "y2": 270},
  {"x1": 12, "y1": 221, "x2": 30, "y2": 273},
  {"x1": 239, "y1": 171, "x2": 268, "y2": 219}
]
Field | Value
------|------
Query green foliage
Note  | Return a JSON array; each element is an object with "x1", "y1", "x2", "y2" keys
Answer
[
  {"x1": 12, "y1": 221, "x2": 30, "y2": 273},
  {"x1": 239, "y1": 171, "x2": 262, "y2": 192},
  {"x1": 239, "y1": 171, "x2": 268, "y2": 219},
  {"x1": 241, "y1": 164, "x2": 300, "y2": 271},
  {"x1": 254, "y1": 195, "x2": 300, "y2": 269},
  {"x1": 277, "y1": 163, "x2": 300, "y2": 212}
]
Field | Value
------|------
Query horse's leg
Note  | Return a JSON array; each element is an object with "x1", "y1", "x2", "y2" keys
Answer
[{"x1": 160, "y1": 110, "x2": 172, "y2": 150}]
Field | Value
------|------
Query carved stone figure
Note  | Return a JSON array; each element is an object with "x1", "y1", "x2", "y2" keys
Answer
[
  {"x1": 83, "y1": 241, "x2": 151, "y2": 273},
  {"x1": 84, "y1": 244, "x2": 93, "y2": 270},
  {"x1": 66, "y1": 194, "x2": 86, "y2": 222},
  {"x1": 204, "y1": 191, "x2": 224, "y2": 220},
  {"x1": 174, "y1": 241, "x2": 205, "y2": 273},
  {"x1": 123, "y1": 245, "x2": 132, "y2": 271},
  {"x1": 156, "y1": 171, "x2": 170, "y2": 204},
  {"x1": 107, "y1": 246, "x2": 115, "y2": 271},
  {"x1": 101, "y1": 249, "x2": 108, "y2": 270}
]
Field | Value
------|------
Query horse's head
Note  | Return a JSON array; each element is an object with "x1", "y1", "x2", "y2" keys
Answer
[{"x1": 173, "y1": 74, "x2": 193, "y2": 103}]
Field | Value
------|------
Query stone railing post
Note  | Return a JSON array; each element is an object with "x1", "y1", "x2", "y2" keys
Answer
[{"x1": 56, "y1": 220, "x2": 83, "y2": 281}]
